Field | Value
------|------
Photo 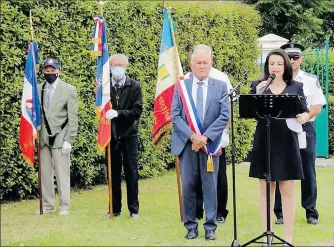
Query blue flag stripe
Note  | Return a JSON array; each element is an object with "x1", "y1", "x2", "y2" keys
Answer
[{"x1": 159, "y1": 9, "x2": 174, "y2": 55}]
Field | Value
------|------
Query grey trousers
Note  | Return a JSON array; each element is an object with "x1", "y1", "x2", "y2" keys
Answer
[
  {"x1": 180, "y1": 143, "x2": 219, "y2": 232},
  {"x1": 40, "y1": 146, "x2": 71, "y2": 211}
]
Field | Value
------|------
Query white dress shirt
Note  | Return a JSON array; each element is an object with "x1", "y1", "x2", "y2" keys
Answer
[
  {"x1": 46, "y1": 77, "x2": 59, "y2": 106},
  {"x1": 185, "y1": 68, "x2": 232, "y2": 147},
  {"x1": 209, "y1": 68, "x2": 233, "y2": 91},
  {"x1": 295, "y1": 69, "x2": 326, "y2": 121},
  {"x1": 112, "y1": 75, "x2": 126, "y2": 87}
]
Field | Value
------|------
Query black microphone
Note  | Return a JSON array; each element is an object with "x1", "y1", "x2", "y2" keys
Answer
[{"x1": 261, "y1": 73, "x2": 276, "y2": 94}]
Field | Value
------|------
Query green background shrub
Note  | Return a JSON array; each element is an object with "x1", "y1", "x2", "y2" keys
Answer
[{"x1": 0, "y1": 0, "x2": 275, "y2": 200}]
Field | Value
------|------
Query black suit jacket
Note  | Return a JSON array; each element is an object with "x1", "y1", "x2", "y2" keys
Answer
[{"x1": 110, "y1": 76, "x2": 143, "y2": 140}]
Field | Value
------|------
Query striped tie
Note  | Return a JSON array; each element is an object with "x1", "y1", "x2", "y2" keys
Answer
[{"x1": 196, "y1": 81, "x2": 204, "y2": 124}]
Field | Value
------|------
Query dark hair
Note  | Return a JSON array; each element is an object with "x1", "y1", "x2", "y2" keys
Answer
[{"x1": 261, "y1": 48, "x2": 293, "y2": 85}]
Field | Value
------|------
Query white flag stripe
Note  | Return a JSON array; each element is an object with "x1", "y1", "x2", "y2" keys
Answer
[{"x1": 155, "y1": 46, "x2": 183, "y2": 98}]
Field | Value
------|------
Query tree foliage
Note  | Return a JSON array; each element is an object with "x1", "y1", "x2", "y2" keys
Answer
[
  {"x1": 242, "y1": 0, "x2": 334, "y2": 47},
  {"x1": 0, "y1": 0, "x2": 261, "y2": 200}
]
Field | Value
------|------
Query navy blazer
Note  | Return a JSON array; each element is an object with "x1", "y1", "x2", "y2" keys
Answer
[{"x1": 171, "y1": 75, "x2": 230, "y2": 156}]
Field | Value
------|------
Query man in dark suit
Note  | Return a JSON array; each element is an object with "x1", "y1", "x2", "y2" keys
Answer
[
  {"x1": 105, "y1": 54, "x2": 143, "y2": 219},
  {"x1": 185, "y1": 45, "x2": 232, "y2": 224},
  {"x1": 171, "y1": 44, "x2": 230, "y2": 240}
]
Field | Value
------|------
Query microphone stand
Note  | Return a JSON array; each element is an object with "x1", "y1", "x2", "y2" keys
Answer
[{"x1": 229, "y1": 70, "x2": 248, "y2": 247}]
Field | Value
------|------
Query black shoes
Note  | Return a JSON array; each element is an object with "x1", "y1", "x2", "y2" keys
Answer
[
  {"x1": 307, "y1": 216, "x2": 318, "y2": 225},
  {"x1": 275, "y1": 216, "x2": 318, "y2": 225},
  {"x1": 275, "y1": 217, "x2": 284, "y2": 225},
  {"x1": 216, "y1": 216, "x2": 225, "y2": 223},
  {"x1": 185, "y1": 228, "x2": 198, "y2": 239},
  {"x1": 205, "y1": 230, "x2": 216, "y2": 240},
  {"x1": 185, "y1": 229, "x2": 216, "y2": 240}
]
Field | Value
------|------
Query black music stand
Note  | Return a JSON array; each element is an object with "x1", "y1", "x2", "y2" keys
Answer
[
  {"x1": 239, "y1": 94, "x2": 301, "y2": 247},
  {"x1": 228, "y1": 72, "x2": 249, "y2": 247}
]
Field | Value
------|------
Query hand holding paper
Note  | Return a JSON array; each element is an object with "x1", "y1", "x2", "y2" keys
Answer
[{"x1": 296, "y1": 112, "x2": 310, "y2": 125}]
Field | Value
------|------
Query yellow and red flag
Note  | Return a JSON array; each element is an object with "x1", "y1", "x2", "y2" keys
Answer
[{"x1": 152, "y1": 8, "x2": 183, "y2": 148}]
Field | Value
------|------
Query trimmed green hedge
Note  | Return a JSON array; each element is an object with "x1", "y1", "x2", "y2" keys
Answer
[{"x1": 0, "y1": 0, "x2": 261, "y2": 200}]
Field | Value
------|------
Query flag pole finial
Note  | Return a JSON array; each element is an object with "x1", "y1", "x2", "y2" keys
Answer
[
  {"x1": 96, "y1": 1, "x2": 107, "y2": 16},
  {"x1": 29, "y1": 10, "x2": 34, "y2": 41}
]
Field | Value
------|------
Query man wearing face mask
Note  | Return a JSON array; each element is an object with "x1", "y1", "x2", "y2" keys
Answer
[
  {"x1": 104, "y1": 54, "x2": 143, "y2": 219},
  {"x1": 37, "y1": 58, "x2": 78, "y2": 215}
]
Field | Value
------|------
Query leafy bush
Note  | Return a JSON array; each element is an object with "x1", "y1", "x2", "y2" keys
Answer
[{"x1": 0, "y1": 0, "x2": 260, "y2": 200}]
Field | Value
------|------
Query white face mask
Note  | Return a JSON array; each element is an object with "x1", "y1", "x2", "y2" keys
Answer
[{"x1": 111, "y1": 67, "x2": 125, "y2": 81}]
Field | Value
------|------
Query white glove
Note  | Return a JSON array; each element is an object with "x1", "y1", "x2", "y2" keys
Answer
[
  {"x1": 220, "y1": 129, "x2": 230, "y2": 148},
  {"x1": 62, "y1": 141, "x2": 72, "y2": 155},
  {"x1": 296, "y1": 112, "x2": 310, "y2": 125},
  {"x1": 105, "y1": 109, "x2": 118, "y2": 120}
]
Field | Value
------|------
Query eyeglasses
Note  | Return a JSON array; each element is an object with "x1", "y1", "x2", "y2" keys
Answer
[{"x1": 288, "y1": 55, "x2": 300, "y2": 61}]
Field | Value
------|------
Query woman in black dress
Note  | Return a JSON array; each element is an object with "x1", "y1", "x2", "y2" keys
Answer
[{"x1": 249, "y1": 49, "x2": 309, "y2": 245}]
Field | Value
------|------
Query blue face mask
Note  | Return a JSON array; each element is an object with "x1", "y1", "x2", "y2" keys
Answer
[{"x1": 111, "y1": 67, "x2": 125, "y2": 81}]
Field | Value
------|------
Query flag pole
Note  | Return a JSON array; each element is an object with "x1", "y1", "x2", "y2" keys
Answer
[
  {"x1": 107, "y1": 143, "x2": 112, "y2": 220},
  {"x1": 37, "y1": 133, "x2": 43, "y2": 215},
  {"x1": 175, "y1": 157, "x2": 182, "y2": 221},
  {"x1": 97, "y1": 0, "x2": 106, "y2": 16},
  {"x1": 97, "y1": 0, "x2": 113, "y2": 220},
  {"x1": 30, "y1": 9, "x2": 43, "y2": 215},
  {"x1": 166, "y1": 5, "x2": 183, "y2": 222},
  {"x1": 30, "y1": 10, "x2": 34, "y2": 41}
]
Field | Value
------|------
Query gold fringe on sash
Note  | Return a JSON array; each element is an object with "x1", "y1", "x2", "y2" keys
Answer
[{"x1": 207, "y1": 154, "x2": 213, "y2": 172}]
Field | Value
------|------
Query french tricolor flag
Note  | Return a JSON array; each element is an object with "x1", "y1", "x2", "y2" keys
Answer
[
  {"x1": 91, "y1": 15, "x2": 111, "y2": 150},
  {"x1": 19, "y1": 41, "x2": 42, "y2": 166}
]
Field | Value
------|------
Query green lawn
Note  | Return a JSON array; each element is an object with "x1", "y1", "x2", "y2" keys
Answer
[{"x1": 1, "y1": 165, "x2": 334, "y2": 246}]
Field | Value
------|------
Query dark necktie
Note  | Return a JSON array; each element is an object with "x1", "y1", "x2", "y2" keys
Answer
[{"x1": 115, "y1": 83, "x2": 121, "y2": 93}]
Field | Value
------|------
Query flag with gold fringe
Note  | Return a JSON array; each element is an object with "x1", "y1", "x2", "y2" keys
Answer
[{"x1": 152, "y1": 7, "x2": 183, "y2": 148}]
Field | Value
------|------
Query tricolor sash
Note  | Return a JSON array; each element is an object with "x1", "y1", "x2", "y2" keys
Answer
[{"x1": 176, "y1": 76, "x2": 222, "y2": 157}]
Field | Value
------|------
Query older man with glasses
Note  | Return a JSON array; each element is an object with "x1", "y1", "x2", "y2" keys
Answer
[
  {"x1": 104, "y1": 54, "x2": 143, "y2": 219},
  {"x1": 274, "y1": 42, "x2": 326, "y2": 225}
]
